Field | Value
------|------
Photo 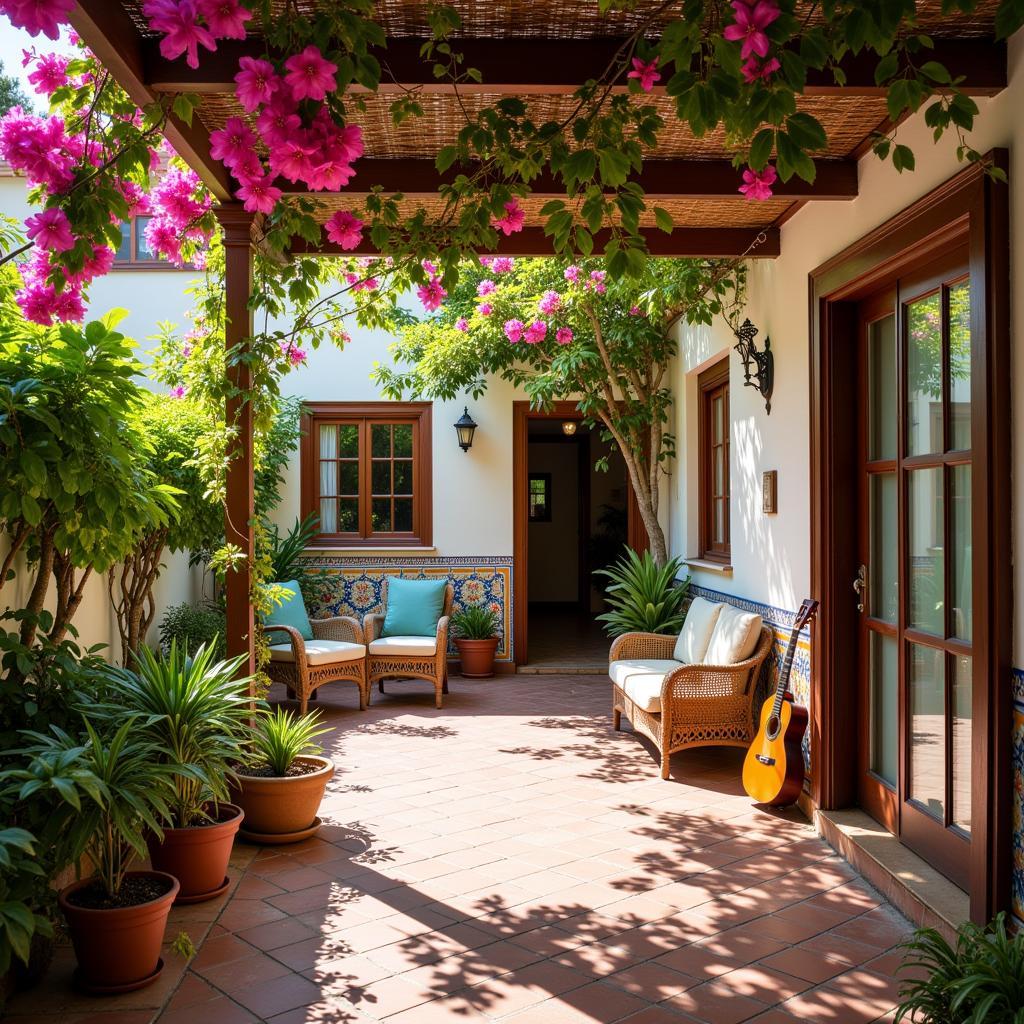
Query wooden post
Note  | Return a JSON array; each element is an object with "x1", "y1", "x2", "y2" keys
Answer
[{"x1": 216, "y1": 204, "x2": 256, "y2": 678}]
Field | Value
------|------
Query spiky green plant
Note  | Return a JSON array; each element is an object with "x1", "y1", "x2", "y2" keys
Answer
[
  {"x1": 109, "y1": 641, "x2": 256, "y2": 827},
  {"x1": 266, "y1": 513, "x2": 320, "y2": 601},
  {"x1": 450, "y1": 605, "x2": 500, "y2": 640},
  {"x1": 895, "y1": 914, "x2": 1024, "y2": 1023},
  {"x1": 4, "y1": 719, "x2": 175, "y2": 899},
  {"x1": 594, "y1": 549, "x2": 690, "y2": 637},
  {"x1": 249, "y1": 707, "x2": 330, "y2": 777}
]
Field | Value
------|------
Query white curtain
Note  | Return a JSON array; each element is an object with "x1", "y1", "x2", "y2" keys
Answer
[{"x1": 319, "y1": 425, "x2": 337, "y2": 533}]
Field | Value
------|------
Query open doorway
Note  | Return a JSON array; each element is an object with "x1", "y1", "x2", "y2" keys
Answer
[{"x1": 513, "y1": 403, "x2": 629, "y2": 670}]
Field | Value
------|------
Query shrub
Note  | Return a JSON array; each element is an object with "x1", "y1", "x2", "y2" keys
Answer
[
  {"x1": 247, "y1": 707, "x2": 329, "y2": 777},
  {"x1": 158, "y1": 602, "x2": 226, "y2": 660},
  {"x1": 450, "y1": 605, "x2": 500, "y2": 640},
  {"x1": 595, "y1": 548, "x2": 690, "y2": 636},
  {"x1": 265, "y1": 512, "x2": 320, "y2": 602}
]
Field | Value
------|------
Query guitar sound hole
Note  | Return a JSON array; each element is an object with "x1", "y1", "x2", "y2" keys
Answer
[{"x1": 766, "y1": 715, "x2": 781, "y2": 740}]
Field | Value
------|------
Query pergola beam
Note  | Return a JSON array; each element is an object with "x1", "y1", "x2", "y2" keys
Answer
[
  {"x1": 143, "y1": 36, "x2": 1007, "y2": 97},
  {"x1": 291, "y1": 226, "x2": 781, "y2": 259},
  {"x1": 298, "y1": 158, "x2": 858, "y2": 201}
]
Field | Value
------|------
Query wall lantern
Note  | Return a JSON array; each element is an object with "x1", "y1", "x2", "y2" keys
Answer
[
  {"x1": 561, "y1": 421, "x2": 578, "y2": 436},
  {"x1": 454, "y1": 407, "x2": 478, "y2": 452},
  {"x1": 733, "y1": 317, "x2": 774, "y2": 415}
]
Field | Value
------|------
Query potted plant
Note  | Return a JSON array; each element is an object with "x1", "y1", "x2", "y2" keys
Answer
[
  {"x1": 4, "y1": 719, "x2": 178, "y2": 994},
  {"x1": 232, "y1": 707, "x2": 333, "y2": 844},
  {"x1": 450, "y1": 606, "x2": 501, "y2": 678},
  {"x1": 111, "y1": 641, "x2": 253, "y2": 903},
  {"x1": 594, "y1": 549, "x2": 690, "y2": 636}
]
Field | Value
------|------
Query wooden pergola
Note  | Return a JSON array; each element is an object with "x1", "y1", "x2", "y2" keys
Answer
[{"x1": 66, "y1": 0, "x2": 1008, "y2": 671}]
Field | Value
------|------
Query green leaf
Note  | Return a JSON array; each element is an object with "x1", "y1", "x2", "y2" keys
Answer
[
  {"x1": 653, "y1": 207, "x2": 674, "y2": 234},
  {"x1": 435, "y1": 146, "x2": 459, "y2": 173}
]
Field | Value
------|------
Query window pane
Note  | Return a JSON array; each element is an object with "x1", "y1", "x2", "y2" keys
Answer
[
  {"x1": 909, "y1": 642, "x2": 945, "y2": 820},
  {"x1": 371, "y1": 424, "x2": 391, "y2": 457},
  {"x1": 393, "y1": 460, "x2": 413, "y2": 495},
  {"x1": 319, "y1": 498, "x2": 337, "y2": 533},
  {"x1": 869, "y1": 632, "x2": 898, "y2": 787},
  {"x1": 393, "y1": 424, "x2": 413, "y2": 457},
  {"x1": 952, "y1": 653, "x2": 972, "y2": 833},
  {"x1": 906, "y1": 292, "x2": 943, "y2": 456},
  {"x1": 868, "y1": 314, "x2": 897, "y2": 460},
  {"x1": 714, "y1": 499, "x2": 725, "y2": 543},
  {"x1": 714, "y1": 448, "x2": 724, "y2": 495},
  {"x1": 115, "y1": 221, "x2": 132, "y2": 262},
  {"x1": 319, "y1": 459, "x2": 337, "y2": 498},
  {"x1": 371, "y1": 497, "x2": 391, "y2": 532},
  {"x1": 134, "y1": 216, "x2": 154, "y2": 260},
  {"x1": 338, "y1": 499, "x2": 358, "y2": 533},
  {"x1": 713, "y1": 395, "x2": 723, "y2": 445},
  {"x1": 908, "y1": 467, "x2": 944, "y2": 634},
  {"x1": 339, "y1": 461, "x2": 359, "y2": 495},
  {"x1": 338, "y1": 424, "x2": 358, "y2": 458},
  {"x1": 371, "y1": 460, "x2": 391, "y2": 495},
  {"x1": 948, "y1": 280, "x2": 971, "y2": 451},
  {"x1": 394, "y1": 498, "x2": 413, "y2": 532},
  {"x1": 950, "y1": 464, "x2": 972, "y2": 641},
  {"x1": 870, "y1": 473, "x2": 898, "y2": 622},
  {"x1": 319, "y1": 424, "x2": 337, "y2": 459}
]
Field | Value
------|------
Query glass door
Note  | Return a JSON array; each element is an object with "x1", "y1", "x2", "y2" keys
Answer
[{"x1": 857, "y1": 249, "x2": 973, "y2": 889}]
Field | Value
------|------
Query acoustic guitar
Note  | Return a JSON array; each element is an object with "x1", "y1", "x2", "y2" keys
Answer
[{"x1": 742, "y1": 598, "x2": 819, "y2": 807}]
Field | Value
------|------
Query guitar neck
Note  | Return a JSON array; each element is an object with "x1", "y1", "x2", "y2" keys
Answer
[{"x1": 771, "y1": 618, "x2": 806, "y2": 715}]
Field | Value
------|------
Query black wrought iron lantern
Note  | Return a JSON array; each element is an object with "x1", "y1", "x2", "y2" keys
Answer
[
  {"x1": 454, "y1": 407, "x2": 478, "y2": 452},
  {"x1": 733, "y1": 318, "x2": 774, "y2": 414}
]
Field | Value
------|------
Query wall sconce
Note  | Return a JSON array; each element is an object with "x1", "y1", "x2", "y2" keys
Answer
[
  {"x1": 733, "y1": 318, "x2": 774, "y2": 415},
  {"x1": 454, "y1": 407, "x2": 478, "y2": 452},
  {"x1": 561, "y1": 421, "x2": 577, "y2": 436}
]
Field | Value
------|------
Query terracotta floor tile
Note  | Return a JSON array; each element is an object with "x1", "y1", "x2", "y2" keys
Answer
[
  {"x1": 713, "y1": 965, "x2": 808, "y2": 1002},
  {"x1": 666, "y1": 980, "x2": 768, "y2": 1024},
  {"x1": 757, "y1": 948, "x2": 849, "y2": 985},
  {"x1": 236, "y1": 916, "x2": 319, "y2": 951},
  {"x1": 558, "y1": 980, "x2": 653, "y2": 1021},
  {"x1": 157, "y1": 996, "x2": 258, "y2": 1024},
  {"x1": 609, "y1": 962, "x2": 700, "y2": 999}
]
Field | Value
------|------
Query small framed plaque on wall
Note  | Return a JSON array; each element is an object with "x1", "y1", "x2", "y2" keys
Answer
[{"x1": 762, "y1": 470, "x2": 778, "y2": 514}]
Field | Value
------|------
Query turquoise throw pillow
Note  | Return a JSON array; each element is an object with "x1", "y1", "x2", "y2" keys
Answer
[
  {"x1": 265, "y1": 580, "x2": 313, "y2": 641},
  {"x1": 381, "y1": 577, "x2": 448, "y2": 638}
]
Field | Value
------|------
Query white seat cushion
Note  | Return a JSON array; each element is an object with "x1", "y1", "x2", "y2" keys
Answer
[
  {"x1": 269, "y1": 639, "x2": 365, "y2": 665},
  {"x1": 609, "y1": 659, "x2": 681, "y2": 713},
  {"x1": 369, "y1": 636, "x2": 438, "y2": 657},
  {"x1": 704, "y1": 604, "x2": 763, "y2": 665},
  {"x1": 673, "y1": 596, "x2": 724, "y2": 663}
]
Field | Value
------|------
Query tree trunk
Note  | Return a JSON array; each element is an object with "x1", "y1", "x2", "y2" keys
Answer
[
  {"x1": 109, "y1": 529, "x2": 166, "y2": 665},
  {"x1": 19, "y1": 527, "x2": 55, "y2": 648}
]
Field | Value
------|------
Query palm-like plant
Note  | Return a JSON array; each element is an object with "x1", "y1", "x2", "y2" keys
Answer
[
  {"x1": 109, "y1": 642, "x2": 255, "y2": 827},
  {"x1": 595, "y1": 549, "x2": 690, "y2": 636},
  {"x1": 450, "y1": 606, "x2": 500, "y2": 640},
  {"x1": 248, "y1": 707, "x2": 330, "y2": 777},
  {"x1": 4, "y1": 719, "x2": 175, "y2": 899},
  {"x1": 266, "y1": 513, "x2": 320, "y2": 600},
  {"x1": 895, "y1": 915, "x2": 1024, "y2": 1023}
]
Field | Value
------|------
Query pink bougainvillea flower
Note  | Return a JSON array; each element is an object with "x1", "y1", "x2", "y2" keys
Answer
[
  {"x1": 491, "y1": 257, "x2": 515, "y2": 273},
  {"x1": 145, "y1": 0, "x2": 218, "y2": 70},
  {"x1": 478, "y1": 302, "x2": 493, "y2": 316},
  {"x1": 455, "y1": 317, "x2": 469, "y2": 332},
  {"x1": 723, "y1": 0, "x2": 780, "y2": 61},
  {"x1": 477, "y1": 279, "x2": 496, "y2": 296},
  {"x1": 81, "y1": 244, "x2": 114, "y2": 282},
  {"x1": 491, "y1": 199, "x2": 525, "y2": 236},
  {"x1": 197, "y1": 0, "x2": 252, "y2": 39},
  {"x1": 236, "y1": 176, "x2": 281, "y2": 214},
  {"x1": 422, "y1": 259, "x2": 437, "y2": 275},
  {"x1": 538, "y1": 290, "x2": 561, "y2": 315},
  {"x1": 26, "y1": 207, "x2": 74, "y2": 251},
  {"x1": 325, "y1": 210, "x2": 364, "y2": 250},
  {"x1": 524, "y1": 320, "x2": 547, "y2": 344},
  {"x1": 629, "y1": 305, "x2": 644, "y2": 316},
  {"x1": 627, "y1": 56, "x2": 660, "y2": 92},
  {"x1": 25, "y1": 51, "x2": 68, "y2": 94},
  {"x1": 284, "y1": 44, "x2": 337, "y2": 102},
  {"x1": 279, "y1": 340, "x2": 307, "y2": 366},
  {"x1": 209, "y1": 115, "x2": 256, "y2": 169},
  {"x1": 345, "y1": 272, "x2": 377, "y2": 292},
  {"x1": 589, "y1": 269, "x2": 606, "y2": 294},
  {"x1": 741, "y1": 55, "x2": 780, "y2": 83},
  {"x1": 739, "y1": 163, "x2": 777, "y2": 201},
  {"x1": 478, "y1": 256, "x2": 494, "y2": 268},
  {"x1": 504, "y1": 318, "x2": 525, "y2": 343},
  {"x1": 182, "y1": 343, "x2": 193, "y2": 358},
  {"x1": 257, "y1": 96, "x2": 301, "y2": 148},
  {"x1": 564, "y1": 264, "x2": 581, "y2": 283},
  {"x1": 171, "y1": 384, "x2": 187, "y2": 398},
  {"x1": 556, "y1": 327, "x2": 574, "y2": 345},
  {"x1": 234, "y1": 55, "x2": 278, "y2": 111},
  {"x1": 0, "y1": 0, "x2": 75, "y2": 39},
  {"x1": 417, "y1": 275, "x2": 447, "y2": 312},
  {"x1": 0, "y1": 107, "x2": 79, "y2": 192}
]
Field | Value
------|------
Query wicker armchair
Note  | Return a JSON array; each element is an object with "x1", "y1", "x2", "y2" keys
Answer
[
  {"x1": 364, "y1": 581, "x2": 454, "y2": 709},
  {"x1": 265, "y1": 614, "x2": 367, "y2": 714},
  {"x1": 610, "y1": 626, "x2": 773, "y2": 779}
]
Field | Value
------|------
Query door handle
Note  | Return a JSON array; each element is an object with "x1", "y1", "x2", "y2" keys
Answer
[{"x1": 853, "y1": 564, "x2": 867, "y2": 614}]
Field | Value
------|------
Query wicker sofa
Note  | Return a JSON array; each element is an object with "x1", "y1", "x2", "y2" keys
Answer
[{"x1": 610, "y1": 598, "x2": 773, "y2": 779}]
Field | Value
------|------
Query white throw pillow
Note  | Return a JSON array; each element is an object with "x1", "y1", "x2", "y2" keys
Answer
[
  {"x1": 704, "y1": 604, "x2": 763, "y2": 665},
  {"x1": 673, "y1": 596, "x2": 723, "y2": 664}
]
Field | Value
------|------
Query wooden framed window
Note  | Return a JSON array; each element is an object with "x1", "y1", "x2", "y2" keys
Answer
[
  {"x1": 698, "y1": 358, "x2": 731, "y2": 561},
  {"x1": 528, "y1": 473, "x2": 552, "y2": 522},
  {"x1": 112, "y1": 216, "x2": 173, "y2": 268},
  {"x1": 300, "y1": 402, "x2": 432, "y2": 547}
]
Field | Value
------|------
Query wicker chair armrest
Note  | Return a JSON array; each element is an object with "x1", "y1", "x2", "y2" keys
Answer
[
  {"x1": 262, "y1": 624, "x2": 309, "y2": 673},
  {"x1": 311, "y1": 615, "x2": 364, "y2": 644},
  {"x1": 609, "y1": 631, "x2": 677, "y2": 664},
  {"x1": 363, "y1": 612, "x2": 385, "y2": 641},
  {"x1": 435, "y1": 614, "x2": 450, "y2": 654}
]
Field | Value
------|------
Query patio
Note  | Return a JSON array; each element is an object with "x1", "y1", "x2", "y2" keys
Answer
[{"x1": 8, "y1": 675, "x2": 911, "y2": 1024}]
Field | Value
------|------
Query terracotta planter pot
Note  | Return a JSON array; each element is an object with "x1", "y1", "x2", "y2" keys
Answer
[
  {"x1": 232, "y1": 756, "x2": 334, "y2": 843},
  {"x1": 147, "y1": 803, "x2": 242, "y2": 903},
  {"x1": 455, "y1": 638, "x2": 499, "y2": 678},
  {"x1": 58, "y1": 871, "x2": 178, "y2": 994}
]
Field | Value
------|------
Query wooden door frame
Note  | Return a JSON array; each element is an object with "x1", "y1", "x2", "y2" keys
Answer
[
  {"x1": 513, "y1": 401, "x2": 645, "y2": 665},
  {"x1": 808, "y1": 153, "x2": 1012, "y2": 922}
]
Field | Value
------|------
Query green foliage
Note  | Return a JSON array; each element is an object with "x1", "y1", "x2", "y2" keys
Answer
[
  {"x1": 450, "y1": 605, "x2": 500, "y2": 640},
  {"x1": 158, "y1": 602, "x2": 226, "y2": 660},
  {"x1": 895, "y1": 914, "x2": 1024, "y2": 1023},
  {"x1": 0, "y1": 825, "x2": 51, "y2": 976},
  {"x1": 0, "y1": 60, "x2": 32, "y2": 117},
  {"x1": 256, "y1": 397, "x2": 304, "y2": 520},
  {"x1": 106, "y1": 642, "x2": 255, "y2": 827},
  {"x1": 248, "y1": 707, "x2": 329, "y2": 777},
  {"x1": 595, "y1": 549, "x2": 690, "y2": 637},
  {"x1": 265, "y1": 513, "x2": 320, "y2": 601}
]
